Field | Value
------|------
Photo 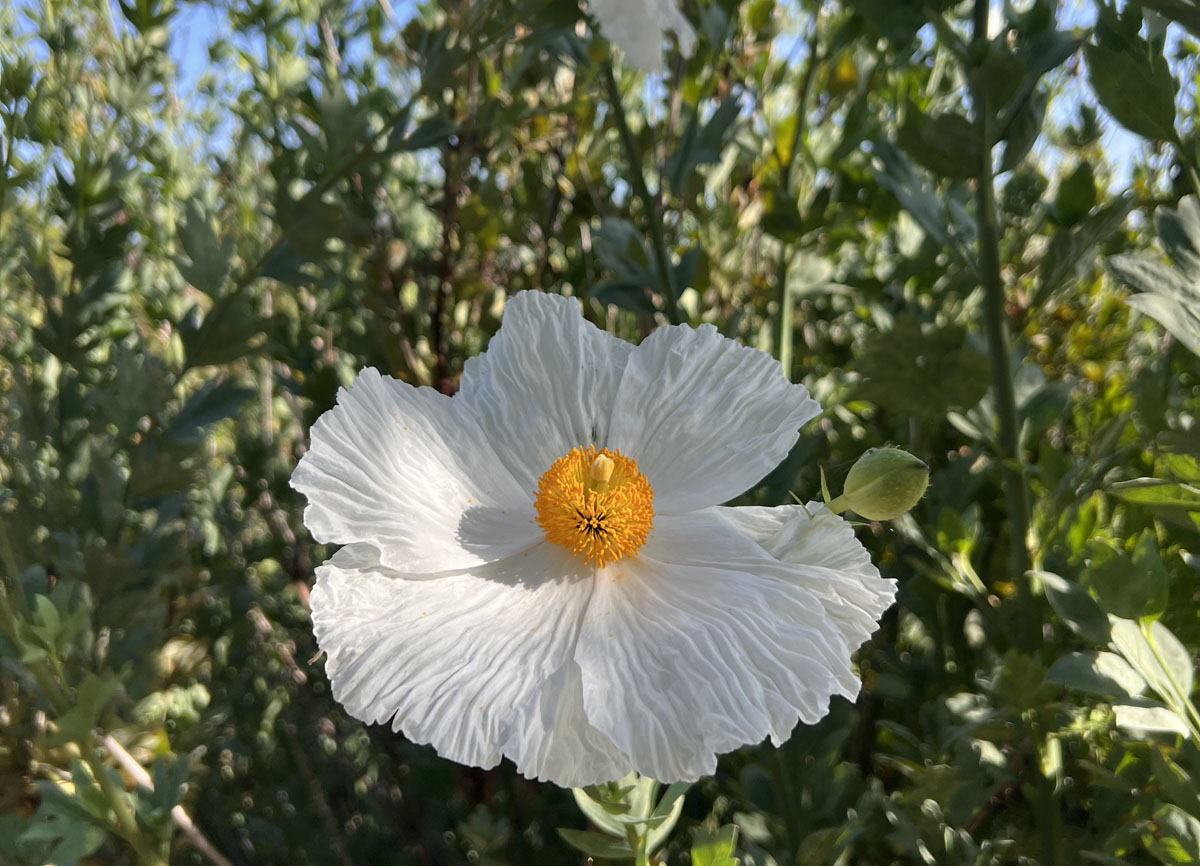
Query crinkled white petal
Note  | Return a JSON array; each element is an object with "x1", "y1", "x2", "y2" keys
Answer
[
  {"x1": 457, "y1": 291, "x2": 633, "y2": 494},
  {"x1": 574, "y1": 511, "x2": 858, "y2": 783},
  {"x1": 715, "y1": 502, "x2": 898, "y2": 655},
  {"x1": 505, "y1": 661, "x2": 633, "y2": 787},
  {"x1": 589, "y1": 0, "x2": 696, "y2": 73},
  {"x1": 291, "y1": 368, "x2": 538, "y2": 573},
  {"x1": 607, "y1": 324, "x2": 821, "y2": 513},
  {"x1": 310, "y1": 542, "x2": 597, "y2": 774}
]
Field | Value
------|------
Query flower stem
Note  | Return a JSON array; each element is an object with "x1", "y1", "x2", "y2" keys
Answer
[
  {"x1": 625, "y1": 823, "x2": 651, "y2": 866},
  {"x1": 969, "y1": 0, "x2": 1034, "y2": 651},
  {"x1": 601, "y1": 59, "x2": 681, "y2": 324}
]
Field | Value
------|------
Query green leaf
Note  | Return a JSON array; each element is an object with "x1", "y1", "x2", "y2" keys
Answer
[
  {"x1": 1131, "y1": 532, "x2": 1173, "y2": 622},
  {"x1": 391, "y1": 115, "x2": 456, "y2": 153},
  {"x1": 1046, "y1": 651, "x2": 1147, "y2": 698},
  {"x1": 1023, "y1": 29, "x2": 1085, "y2": 89},
  {"x1": 20, "y1": 781, "x2": 109, "y2": 862},
  {"x1": 46, "y1": 673, "x2": 120, "y2": 746},
  {"x1": 1113, "y1": 700, "x2": 1190, "y2": 738},
  {"x1": 1140, "y1": 0, "x2": 1200, "y2": 38},
  {"x1": 1147, "y1": 804, "x2": 1200, "y2": 864},
  {"x1": 999, "y1": 91, "x2": 1045, "y2": 171},
  {"x1": 1082, "y1": 535, "x2": 1168, "y2": 622},
  {"x1": 896, "y1": 107, "x2": 980, "y2": 180},
  {"x1": 167, "y1": 379, "x2": 256, "y2": 446},
  {"x1": 666, "y1": 96, "x2": 741, "y2": 195},
  {"x1": 180, "y1": 292, "x2": 265, "y2": 368},
  {"x1": 646, "y1": 782, "x2": 689, "y2": 854},
  {"x1": 853, "y1": 314, "x2": 990, "y2": 425},
  {"x1": 589, "y1": 282, "x2": 658, "y2": 316},
  {"x1": 1129, "y1": 292, "x2": 1200, "y2": 355},
  {"x1": 1109, "y1": 478, "x2": 1200, "y2": 511},
  {"x1": 1148, "y1": 747, "x2": 1200, "y2": 819},
  {"x1": 594, "y1": 219, "x2": 658, "y2": 288},
  {"x1": 29, "y1": 594, "x2": 62, "y2": 648},
  {"x1": 1037, "y1": 198, "x2": 1132, "y2": 303},
  {"x1": 69, "y1": 760, "x2": 110, "y2": 820},
  {"x1": 276, "y1": 197, "x2": 348, "y2": 257},
  {"x1": 872, "y1": 139, "x2": 952, "y2": 250},
  {"x1": 174, "y1": 198, "x2": 232, "y2": 296},
  {"x1": 258, "y1": 239, "x2": 318, "y2": 287},
  {"x1": 1110, "y1": 618, "x2": 1195, "y2": 704},
  {"x1": 1162, "y1": 449, "x2": 1200, "y2": 481},
  {"x1": 556, "y1": 828, "x2": 635, "y2": 859},
  {"x1": 691, "y1": 824, "x2": 740, "y2": 866},
  {"x1": 1055, "y1": 162, "x2": 1097, "y2": 226},
  {"x1": 1156, "y1": 196, "x2": 1200, "y2": 278},
  {"x1": 843, "y1": 0, "x2": 925, "y2": 45},
  {"x1": 1084, "y1": 39, "x2": 1177, "y2": 142},
  {"x1": 1108, "y1": 253, "x2": 1195, "y2": 300},
  {"x1": 1034, "y1": 570, "x2": 1111, "y2": 644},
  {"x1": 674, "y1": 246, "x2": 703, "y2": 292},
  {"x1": 1108, "y1": 249, "x2": 1200, "y2": 353}
]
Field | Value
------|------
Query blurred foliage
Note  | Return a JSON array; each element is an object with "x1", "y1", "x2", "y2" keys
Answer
[{"x1": 2, "y1": 0, "x2": 1200, "y2": 864}]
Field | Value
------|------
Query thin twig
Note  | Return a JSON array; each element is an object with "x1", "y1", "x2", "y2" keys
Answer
[
  {"x1": 101, "y1": 735, "x2": 235, "y2": 866},
  {"x1": 319, "y1": 15, "x2": 341, "y2": 68}
]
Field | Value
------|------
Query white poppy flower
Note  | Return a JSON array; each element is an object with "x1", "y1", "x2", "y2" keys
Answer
[
  {"x1": 292, "y1": 290, "x2": 896, "y2": 787},
  {"x1": 588, "y1": 0, "x2": 697, "y2": 74}
]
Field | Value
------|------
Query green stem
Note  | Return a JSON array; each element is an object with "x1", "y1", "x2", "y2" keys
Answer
[
  {"x1": 776, "y1": 3, "x2": 823, "y2": 380},
  {"x1": 625, "y1": 823, "x2": 650, "y2": 866},
  {"x1": 778, "y1": 276, "x2": 795, "y2": 379},
  {"x1": 970, "y1": 5, "x2": 1057, "y2": 860},
  {"x1": 969, "y1": 0, "x2": 1034, "y2": 652},
  {"x1": 767, "y1": 747, "x2": 801, "y2": 866},
  {"x1": 1029, "y1": 725, "x2": 1065, "y2": 866},
  {"x1": 601, "y1": 60, "x2": 681, "y2": 324}
]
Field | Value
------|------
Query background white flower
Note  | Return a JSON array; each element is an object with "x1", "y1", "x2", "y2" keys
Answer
[
  {"x1": 292, "y1": 290, "x2": 896, "y2": 787},
  {"x1": 588, "y1": 0, "x2": 697, "y2": 73}
]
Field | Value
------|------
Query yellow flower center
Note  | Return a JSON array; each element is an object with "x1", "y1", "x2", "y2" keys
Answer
[{"x1": 534, "y1": 445, "x2": 654, "y2": 567}]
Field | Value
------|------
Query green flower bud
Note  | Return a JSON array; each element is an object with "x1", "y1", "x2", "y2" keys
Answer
[{"x1": 827, "y1": 447, "x2": 929, "y2": 520}]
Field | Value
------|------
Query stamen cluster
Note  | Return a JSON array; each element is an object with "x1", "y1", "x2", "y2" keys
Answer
[{"x1": 534, "y1": 445, "x2": 654, "y2": 566}]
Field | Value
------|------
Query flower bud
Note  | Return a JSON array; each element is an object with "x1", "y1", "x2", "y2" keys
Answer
[{"x1": 828, "y1": 447, "x2": 929, "y2": 520}]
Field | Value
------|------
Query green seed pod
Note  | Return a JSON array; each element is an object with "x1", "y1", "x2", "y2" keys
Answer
[{"x1": 827, "y1": 447, "x2": 930, "y2": 520}]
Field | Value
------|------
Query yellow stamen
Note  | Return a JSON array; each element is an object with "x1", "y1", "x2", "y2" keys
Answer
[{"x1": 534, "y1": 446, "x2": 653, "y2": 567}]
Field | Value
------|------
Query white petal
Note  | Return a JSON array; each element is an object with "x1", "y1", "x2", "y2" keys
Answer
[
  {"x1": 574, "y1": 512, "x2": 857, "y2": 783},
  {"x1": 589, "y1": 0, "x2": 696, "y2": 73},
  {"x1": 291, "y1": 367, "x2": 539, "y2": 573},
  {"x1": 505, "y1": 661, "x2": 633, "y2": 787},
  {"x1": 716, "y1": 502, "x2": 896, "y2": 653},
  {"x1": 310, "y1": 542, "x2": 596, "y2": 774},
  {"x1": 457, "y1": 291, "x2": 633, "y2": 494},
  {"x1": 607, "y1": 325, "x2": 821, "y2": 513}
]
